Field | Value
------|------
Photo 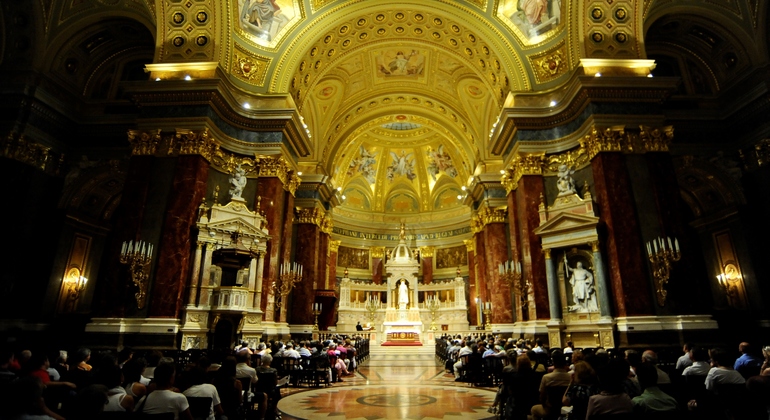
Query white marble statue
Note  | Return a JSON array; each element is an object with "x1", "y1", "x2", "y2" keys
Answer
[
  {"x1": 564, "y1": 256, "x2": 598, "y2": 312},
  {"x1": 229, "y1": 165, "x2": 247, "y2": 200},
  {"x1": 398, "y1": 279, "x2": 409, "y2": 308},
  {"x1": 556, "y1": 164, "x2": 577, "y2": 196}
]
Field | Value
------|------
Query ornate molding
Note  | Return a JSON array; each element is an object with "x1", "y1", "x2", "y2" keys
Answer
[
  {"x1": 529, "y1": 41, "x2": 568, "y2": 84},
  {"x1": 172, "y1": 128, "x2": 220, "y2": 161},
  {"x1": 502, "y1": 153, "x2": 545, "y2": 193},
  {"x1": 463, "y1": 239, "x2": 475, "y2": 253},
  {"x1": 473, "y1": 205, "x2": 508, "y2": 231},
  {"x1": 285, "y1": 173, "x2": 301, "y2": 196},
  {"x1": 329, "y1": 240, "x2": 341, "y2": 253},
  {"x1": 742, "y1": 138, "x2": 770, "y2": 170},
  {"x1": 1, "y1": 133, "x2": 63, "y2": 175},
  {"x1": 321, "y1": 213, "x2": 333, "y2": 234},
  {"x1": 258, "y1": 156, "x2": 290, "y2": 185}
]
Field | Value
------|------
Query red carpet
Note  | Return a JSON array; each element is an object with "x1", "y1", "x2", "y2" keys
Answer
[{"x1": 381, "y1": 341, "x2": 423, "y2": 346}]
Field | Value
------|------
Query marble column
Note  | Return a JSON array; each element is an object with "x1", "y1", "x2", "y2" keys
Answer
[
  {"x1": 474, "y1": 233, "x2": 487, "y2": 326},
  {"x1": 544, "y1": 249, "x2": 561, "y2": 321},
  {"x1": 371, "y1": 247, "x2": 384, "y2": 285},
  {"x1": 507, "y1": 189, "x2": 524, "y2": 321},
  {"x1": 591, "y1": 152, "x2": 652, "y2": 316},
  {"x1": 253, "y1": 250, "x2": 265, "y2": 310},
  {"x1": 465, "y1": 239, "x2": 478, "y2": 326},
  {"x1": 292, "y1": 214, "x2": 323, "y2": 325},
  {"x1": 246, "y1": 256, "x2": 257, "y2": 309},
  {"x1": 484, "y1": 222, "x2": 513, "y2": 324},
  {"x1": 187, "y1": 242, "x2": 203, "y2": 306},
  {"x1": 590, "y1": 241, "x2": 612, "y2": 319},
  {"x1": 515, "y1": 175, "x2": 549, "y2": 319},
  {"x1": 199, "y1": 244, "x2": 213, "y2": 307},
  {"x1": 93, "y1": 155, "x2": 153, "y2": 318},
  {"x1": 149, "y1": 155, "x2": 209, "y2": 318},
  {"x1": 328, "y1": 241, "x2": 340, "y2": 290},
  {"x1": 256, "y1": 176, "x2": 288, "y2": 320},
  {"x1": 421, "y1": 246, "x2": 434, "y2": 284}
]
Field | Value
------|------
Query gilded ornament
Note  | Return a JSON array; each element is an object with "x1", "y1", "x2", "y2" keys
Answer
[
  {"x1": 395, "y1": 12, "x2": 405, "y2": 20},
  {"x1": 639, "y1": 125, "x2": 673, "y2": 152},
  {"x1": 196, "y1": 36, "x2": 208, "y2": 46},
  {"x1": 475, "y1": 206, "x2": 507, "y2": 228},
  {"x1": 257, "y1": 156, "x2": 290, "y2": 186},
  {"x1": 173, "y1": 12, "x2": 184, "y2": 24},
  {"x1": 530, "y1": 43, "x2": 567, "y2": 84},
  {"x1": 233, "y1": 51, "x2": 267, "y2": 84},
  {"x1": 173, "y1": 36, "x2": 185, "y2": 47},
  {"x1": 171, "y1": 129, "x2": 220, "y2": 162},
  {"x1": 615, "y1": 32, "x2": 627, "y2": 43},
  {"x1": 196, "y1": 11, "x2": 207, "y2": 23},
  {"x1": 592, "y1": 32, "x2": 604, "y2": 43},
  {"x1": 579, "y1": 126, "x2": 628, "y2": 159},
  {"x1": 1, "y1": 133, "x2": 62, "y2": 175},
  {"x1": 128, "y1": 129, "x2": 161, "y2": 156},
  {"x1": 420, "y1": 246, "x2": 435, "y2": 258},
  {"x1": 371, "y1": 246, "x2": 386, "y2": 258},
  {"x1": 614, "y1": 8, "x2": 627, "y2": 20},
  {"x1": 502, "y1": 153, "x2": 545, "y2": 193},
  {"x1": 463, "y1": 239, "x2": 475, "y2": 253},
  {"x1": 329, "y1": 240, "x2": 341, "y2": 253},
  {"x1": 296, "y1": 207, "x2": 325, "y2": 227},
  {"x1": 591, "y1": 8, "x2": 603, "y2": 20}
]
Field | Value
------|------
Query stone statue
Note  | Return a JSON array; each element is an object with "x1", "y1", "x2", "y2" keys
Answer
[
  {"x1": 556, "y1": 164, "x2": 577, "y2": 196},
  {"x1": 229, "y1": 165, "x2": 247, "y2": 200},
  {"x1": 398, "y1": 279, "x2": 409, "y2": 307},
  {"x1": 399, "y1": 222, "x2": 406, "y2": 240},
  {"x1": 564, "y1": 255, "x2": 598, "y2": 312}
]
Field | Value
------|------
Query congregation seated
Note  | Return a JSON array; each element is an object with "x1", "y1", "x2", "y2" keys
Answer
[
  {"x1": 181, "y1": 367, "x2": 223, "y2": 420},
  {"x1": 631, "y1": 363, "x2": 677, "y2": 415},
  {"x1": 585, "y1": 358, "x2": 634, "y2": 419},
  {"x1": 138, "y1": 362, "x2": 193, "y2": 420},
  {"x1": 531, "y1": 350, "x2": 570, "y2": 420},
  {"x1": 562, "y1": 361, "x2": 598, "y2": 420}
]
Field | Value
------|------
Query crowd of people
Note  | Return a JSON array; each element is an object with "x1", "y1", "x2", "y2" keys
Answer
[
  {"x1": 439, "y1": 335, "x2": 770, "y2": 419},
  {"x1": 0, "y1": 335, "x2": 366, "y2": 420}
]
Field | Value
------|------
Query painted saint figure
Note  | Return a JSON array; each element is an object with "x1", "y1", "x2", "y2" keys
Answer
[{"x1": 564, "y1": 256, "x2": 598, "y2": 312}]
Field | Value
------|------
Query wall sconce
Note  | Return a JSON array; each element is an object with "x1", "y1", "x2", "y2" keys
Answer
[
  {"x1": 645, "y1": 236, "x2": 680, "y2": 306},
  {"x1": 717, "y1": 263, "x2": 741, "y2": 308},
  {"x1": 120, "y1": 240, "x2": 153, "y2": 309},
  {"x1": 344, "y1": 267, "x2": 349, "y2": 277},
  {"x1": 64, "y1": 273, "x2": 88, "y2": 310}
]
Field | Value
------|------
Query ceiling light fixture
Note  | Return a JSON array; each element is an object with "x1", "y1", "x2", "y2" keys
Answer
[
  {"x1": 549, "y1": 100, "x2": 557, "y2": 107},
  {"x1": 184, "y1": 75, "x2": 192, "y2": 81}
]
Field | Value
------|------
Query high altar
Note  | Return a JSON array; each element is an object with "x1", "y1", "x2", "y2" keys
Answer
[{"x1": 337, "y1": 224, "x2": 469, "y2": 344}]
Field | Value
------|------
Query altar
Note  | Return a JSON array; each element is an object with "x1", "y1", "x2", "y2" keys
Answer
[{"x1": 381, "y1": 223, "x2": 423, "y2": 345}]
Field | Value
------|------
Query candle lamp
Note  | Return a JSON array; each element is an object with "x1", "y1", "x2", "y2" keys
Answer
[
  {"x1": 64, "y1": 275, "x2": 88, "y2": 311},
  {"x1": 426, "y1": 294, "x2": 441, "y2": 331},
  {"x1": 482, "y1": 302, "x2": 493, "y2": 330},
  {"x1": 120, "y1": 240, "x2": 154, "y2": 309},
  {"x1": 312, "y1": 303, "x2": 322, "y2": 331},
  {"x1": 364, "y1": 294, "x2": 380, "y2": 331},
  {"x1": 645, "y1": 236, "x2": 681, "y2": 306}
]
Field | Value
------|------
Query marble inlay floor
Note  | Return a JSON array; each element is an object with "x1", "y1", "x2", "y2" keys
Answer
[{"x1": 277, "y1": 361, "x2": 497, "y2": 420}]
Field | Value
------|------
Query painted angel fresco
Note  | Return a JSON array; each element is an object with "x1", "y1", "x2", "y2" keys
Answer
[
  {"x1": 426, "y1": 145, "x2": 458, "y2": 180},
  {"x1": 387, "y1": 150, "x2": 416, "y2": 181},
  {"x1": 347, "y1": 146, "x2": 378, "y2": 184}
]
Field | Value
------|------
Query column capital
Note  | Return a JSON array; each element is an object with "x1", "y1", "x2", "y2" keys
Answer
[
  {"x1": 329, "y1": 240, "x2": 341, "y2": 253},
  {"x1": 543, "y1": 248, "x2": 552, "y2": 259},
  {"x1": 501, "y1": 152, "x2": 545, "y2": 194},
  {"x1": 371, "y1": 246, "x2": 386, "y2": 258},
  {"x1": 463, "y1": 239, "x2": 475, "y2": 253},
  {"x1": 472, "y1": 205, "x2": 508, "y2": 232},
  {"x1": 589, "y1": 240, "x2": 600, "y2": 252},
  {"x1": 420, "y1": 246, "x2": 435, "y2": 258}
]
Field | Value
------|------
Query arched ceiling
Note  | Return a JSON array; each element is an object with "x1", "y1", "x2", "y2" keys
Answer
[{"x1": 231, "y1": 0, "x2": 569, "y2": 221}]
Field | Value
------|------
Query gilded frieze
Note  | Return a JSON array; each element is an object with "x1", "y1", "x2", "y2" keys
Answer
[
  {"x1": 639, "y1": 125, "x2": 673, "y2": 153},
  {"x1": 472, "y1": 205, "x2": 507, "y2": 231},
  {"x1": 257, "y1": 156, "x2": 290, "y2": 185},
  {"x1": 529, "y1": 41, "x2": 568, "y2": 84},
  {"x1": 171, "y1": 129, "x2": 220, "y2": 161},
  {"x1": 579, "y1": 126, "x2": 629, "y2": 160},
  {"x1": 128, "y1": 129, "x2": 162, "y2": 156}
]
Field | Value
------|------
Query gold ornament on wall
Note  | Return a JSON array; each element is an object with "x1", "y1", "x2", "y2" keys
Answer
[
  {"x1": 529, "y1": 42, "x2": 568, "y2": 84},
  {"x1": 233, "y1": 48, "x2": 269, "y2": 85}
]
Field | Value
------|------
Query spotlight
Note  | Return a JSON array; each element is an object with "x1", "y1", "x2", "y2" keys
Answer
[
  {"x1": 184, "y1": 75, "x2": 192, "y2": 81},
  {"x1": 549, "y1": 100, "x2": 557, "y2": 107}
]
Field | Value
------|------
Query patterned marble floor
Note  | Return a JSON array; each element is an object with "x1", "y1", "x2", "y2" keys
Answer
[{"x1": 277, "y1": 360, "x2": 497, "y2": 420}]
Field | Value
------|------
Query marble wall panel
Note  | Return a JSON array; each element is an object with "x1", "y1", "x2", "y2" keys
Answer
[
  {"x1": 485, "y1": 223, "x2": 513, "y2": 323},
  {"x1": 516, "y1": 175, "x2": 549, "y2": 319},
  {"x1": 422, "y1": 257, "x2": 433, "y2": 284},
  {"x1": 467, "y1": 249, "x2": 478, "y2": 325},
  {"x1": 256, "y1": 177, "x2": 287, "y2": 319},
  {"x1": 292, "y1": 222, "x2": 321, "y2": 325}
]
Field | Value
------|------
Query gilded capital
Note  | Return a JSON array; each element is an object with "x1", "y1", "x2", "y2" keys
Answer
[
  {"x1": 420, "y1": 246, "x2": 435, "y2": 258},
  {"x1": 502, "y1": 153, "x2": 545, "y2": 194},
  {"x1": 579, "y1": 126, "x2": 628, "y2": 160},
  {"x1": 257, "y1": 156, "x2": 289, "y2": 186},
  {"x1": 589, "y1": 240, "x2": 600, "y2": 252},
  {"x1": 172, "y1": 129, "x2": 220, "y2": 161},
  {"x1": 463, "y1": 239, "x2": 476, "y2": 253},
  {"x1": 128, "y1": 129, "x2": 162, "y2": 156},
  {"x1": 639, "y1": 125, "x2": 674, "y2": 153},
  {"x1": 475, "y1": 206, "x2": 508, "y2": 229},
  {"x1": 371, "y1": 246, "x2": 386, "y2": 258},
  {"x1": 543, "y1": 248, "x2": 552, "y2": 259},
  {"x1": 285, "y1": 173, "x2": 301, "y2": 196},
  {"x1": 295, "y1": 207, "x2": 325, "y2": 227},
  {"x1": 329, "y1": 240, "x2": 341, "y2": 253},
  {"x1": 320, "y1": 214, "x2": 333, "y2": 234}
]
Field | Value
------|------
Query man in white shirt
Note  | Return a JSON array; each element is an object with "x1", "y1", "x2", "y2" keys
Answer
[
  {"x1": 140, "y1": 363, "x2": 192, "y2": 420},
  {"x1": 283, "y1": 343, "x2": 301, "y2": 359},
  {"x1": 563, "y1": 341, "x2": 574, "y2": 355},
  {"x1": 705, "y1": 348, "x2": 746, "y2": 393},
  {"x1": 676, "y1": 343, "x2": 694, "y2": 370},
  {"x1": 532, "y1": 339, "x2": 546, "y2": 354},
  {"x1": 235, "y1": 352, "x2": 258, "y2": 385},
  {"x1": 682, "y1": 347, "x2": 711, "y2": 377},
  {"x1": 453, "y1": 340, "x2": 473, "y2": 379},
  {"x1": 298, "y1": 341, "x2": 312, "y2": 358},
  {"x1": 182, "y1": 368, "x2": 223, "y2": 420}
]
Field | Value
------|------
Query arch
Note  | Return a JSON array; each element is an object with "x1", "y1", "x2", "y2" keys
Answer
[{"x1": 673, "y1": 156, "x2": 745, "y2": 218}]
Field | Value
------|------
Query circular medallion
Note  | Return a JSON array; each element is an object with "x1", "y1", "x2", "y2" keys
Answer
[{"x1": 357, "y1": 394, "x2": 437, "y2": 407}]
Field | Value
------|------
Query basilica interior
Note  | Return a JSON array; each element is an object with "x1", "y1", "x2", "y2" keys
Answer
[{"x1": 2, "y1": 0, "x2": 770, "y2": 352}]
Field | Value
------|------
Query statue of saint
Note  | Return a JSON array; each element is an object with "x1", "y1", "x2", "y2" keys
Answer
[
  {"x1": 229, "y1": 165, "x2": 247, "y2": 200},
  {"x1": 564, "y1": 256, "x2": 598, "y2": 312},
  {"x1": 556, "y1": 164, "x2": 577, "y2": 196},
  {"x1": 399, "y1": 222, "x2": 406, "y2": 241},
  {"x1": 398, "y1": 280, "x2": 409, "y2": 307}
]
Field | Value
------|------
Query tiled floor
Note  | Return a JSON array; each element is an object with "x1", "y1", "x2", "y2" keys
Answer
[{"x1": 277, "y1": 360, "x2": 498, "y2": 420}]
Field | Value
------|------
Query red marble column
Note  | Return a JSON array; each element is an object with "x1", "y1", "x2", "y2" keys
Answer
[
  {"x1": 507, "y1": 190, "x2": 524, "y2": 321},
  {"x1": 466, "y1": 242, "x2": 478, "y2": 326},
  {"x1": 474, "y1": 232, "x2": 488, "y2": 326},
  {"x1": 591, "y1": 152, "x2": 652, "y2": 316},
  {"x1": 515, "y1": 175, "x2": 549, "y2": 319},
  {"x1": 422, "y1": 255, "x2": 433, "y2": 284},
  {"x1": 149, "y1": 155, "x2": 209, "y2": 317},
  {"x1": 93, "y1": 155, "x2": 153, "y2": 318},
  {"x1": 328, "y1": 242, "x2": 339, "y2": 290},
  {"x1": 292, "y1": 220, "x2": 322, "y2": 325},
  {"x1": 484, "y1": 222, "x2": 513, "y2": 323},
  {"x1": 372, "y1": 257, "x2": 383, "y2": 284},
  {"x1": 256, "y1": 177, "x2": 287, "y2": 319}
]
